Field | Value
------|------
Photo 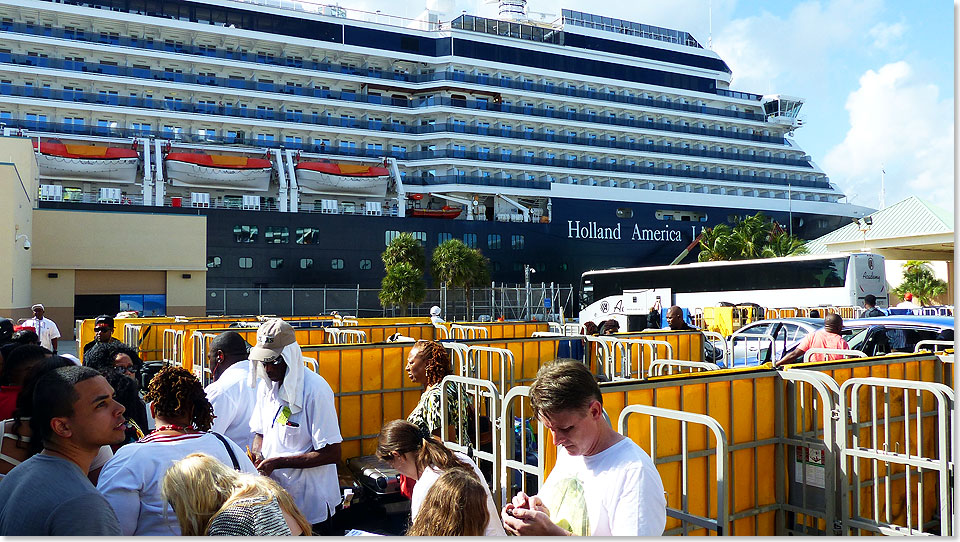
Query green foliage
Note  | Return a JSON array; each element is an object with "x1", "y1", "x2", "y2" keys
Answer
[
  {"x1": 892, "y1": 260, "x2": 947, "y2": 306},
  {"x1": 431, "y1": 239, "x2": 490, "y2": 315},
  {"x1": 378, "y1": 262, "x2": 426, "y2": 316},
  {"x1": 379, "y1": 233, "x2": 426, "y2": 316},
  {"x1": 381, "y1": 232, "x2": 425, "y2": 271},
  {"x1": 698, "y1": 213, "x2": 807, "y2": 262}
]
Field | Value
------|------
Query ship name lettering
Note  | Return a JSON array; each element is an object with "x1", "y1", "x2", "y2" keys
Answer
[
  {"x1": 567, "y1": 221, "x2": 621, "y2": 240},
  {"x1": 631, "y1": 224, "x2": 682, "y2": 242}
]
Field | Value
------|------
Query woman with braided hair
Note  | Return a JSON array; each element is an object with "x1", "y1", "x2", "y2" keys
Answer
[
  {"x1": 97, "y1": 365, "x2": 257, "y2": 536},
  {"x1": 404, "y1": 340, "x2": 473, "y2": 447},
  {"x1": 376, "y1": 420, "x2": 505, "y2": 536}
]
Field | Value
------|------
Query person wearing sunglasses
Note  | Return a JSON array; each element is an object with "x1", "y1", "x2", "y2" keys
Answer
[
  {"x1": 247, "y1": 319, "x2": 343, "y2": 536},
  {"x1": 82, "y1": 315, "x2": 121, "y2": 358}
]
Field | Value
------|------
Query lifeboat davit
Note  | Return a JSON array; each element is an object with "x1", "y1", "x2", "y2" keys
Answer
[
  {"x1": 164, "y1": 153, "x2": 273, "y2": 191},
  {"x1": 294, "y1": 161, "x2": 390, "y2": 197},
  {"x1": 33, "y1": 140, "x2": 139, "y2": 183},
  {"x1": 410, "y1": 205, "x2": 462, "y2": 219}
]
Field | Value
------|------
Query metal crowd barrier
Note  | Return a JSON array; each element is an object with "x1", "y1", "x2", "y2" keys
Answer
[
  {"x1": 450, "y1": 324, "x2": 490, "y2": 340},
  {"x1": 727, "y1": 331, "x2": 778, "y2": 367},
  {"x1": 531, "y1": 331, "x2": 563, "y2": 337},
  {"x1": 647, "y1": 359, "x2": 720, "y2": 377},
  {"x1": 123, "y1": 324, "x2": 141, "y2": 348},
  {"x1": 189, "y1": 331, "x2": 217, "y2": 386},
  {"x1": 915, "y1": 340, "x2": 954, "y2": 364},
  {"x1": 802, "y1": 348, "x2": 867, "y2": 363},
  {"x1": 324, "y1": 327, "x2": 367, "y2": 344},
  {"x1": 611, "y1": 338, "x2": 674, "y2": 380},
  {"x1": 838, "y1": 377, "x2": 955, "y2": 536},
  {"x1": 500, "y1": 385, "x2": 546, "y2": 510},
  {"x1": 440, "y1": 375, "x2": 502, "y2": 505},
  {"x1": 619, "y1": 404, "x2": 730, "y2": 535},
  {"x1": 162, "y1": 329, "x2": 185, "y2": 366}
]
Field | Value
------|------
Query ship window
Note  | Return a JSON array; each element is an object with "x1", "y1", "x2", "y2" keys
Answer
[
  {"x1": 296, "y1": 228, "x2": 319, "y2": 244},
  {"x1": 270, "y1": 258, "x2": 284, "y2": 269},
  {"x1": 492, "y1": 261, "x2": 501, "y2": 272},
  {"x1": 616, "y1": 208, "x2": 633, "y2": 218},
  {"x1": 300, "y1": 258, "x2": 314, "y2": 269},
  {"x1": 264, "y1": 226, "x2": 289, "y2": 244},
  {"x1": 438, "y1": 233, "x2": 453, "y2": 244},
  {"x1": 239, "y1": 257, "x2": 253, "y2": 269},
  {"x1": 663, "y1": 215, "x2": 673, "y2": 221},
  {"x1": 233, "y1": 225, "x2": 259, "y2": 243},
  {"x1": 331, "y1": 259, "x2": 344, "y2": 270},
  {"x1": 559, "y1": 263, "x2": 568, "y2": 271},
  {"x1": 463, "y1": 234, "x2": 477, "y2": 248},
  {"x1": 385, "y1": 230, "x2": 400, "y2": 246},
  {"x1": 511, "y1": 235, "x2": 525, "y2": 250},
  {"x1": 207, "y1": 256, "x2": 221, "y2": 269},
  {"x1": 412, "y1": 232, "x2": 427, "y2": 246},
  {"x1": 487, "y1": 234, "x2": 501, "y2": 249},
  {"x1": 359, "y1": 259, "x2": 372, "y2": 270}
]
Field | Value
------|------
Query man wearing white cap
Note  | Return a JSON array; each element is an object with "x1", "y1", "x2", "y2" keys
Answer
[
  {"x1": 247, "y1": 319, "x2": 343, "y2": 535},
  {"x1": 21, "y1": 304, "x2": 60, "y2": 353},
  {"x1": 429, "y1": 305, "x2": 444, "y2": 325}
]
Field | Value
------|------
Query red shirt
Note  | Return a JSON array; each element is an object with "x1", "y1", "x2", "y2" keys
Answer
[
  {"x1": 0, "y1": 386, "x2": 22, "y2": 420},
  {"x1": 798, "y1": 330, "x2": 849, "y2": 362}
]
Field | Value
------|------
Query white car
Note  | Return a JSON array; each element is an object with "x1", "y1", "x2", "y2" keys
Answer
[{"x1": 722, "y1": 318, "x2": 824, "y2": 368}]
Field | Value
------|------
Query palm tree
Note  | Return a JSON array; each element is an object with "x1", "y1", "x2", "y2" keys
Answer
[
  {"x1": 697, "y1": 212, "x2": 807, "y2": 261},
  {"x1": 431, "y1": 239, "x2": 490, "y2": 316},
  {"x1": 893, "y1": 260, "x2": 947, "y2": 306}
]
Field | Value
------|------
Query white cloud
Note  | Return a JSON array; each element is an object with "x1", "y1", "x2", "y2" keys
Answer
[
  {"x1": 822, "y1": 61, "x2": 953, "y2": 207},
  {"x1": 867, "y1": 21, "x2": 906, "y2": 50}
]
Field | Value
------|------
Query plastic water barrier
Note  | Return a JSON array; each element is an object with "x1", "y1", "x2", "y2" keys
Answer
[
  {"x1": 619, "y1": 404, "x2": 730, "y2": 535},
  {"x1": 838, "y1": 377, "x2": 954, "y2": 536}
]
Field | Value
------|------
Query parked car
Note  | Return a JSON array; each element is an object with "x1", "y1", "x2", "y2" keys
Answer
[
  {"x1": 720, "y1": 318, "x2": 824, "y2": 367},
  {"x1": 840, "y1": 316, "x2": 954, "y2": 356}
]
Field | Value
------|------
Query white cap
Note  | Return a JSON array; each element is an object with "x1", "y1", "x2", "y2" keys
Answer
[
  {"x1": 31, "y1": 303, "x2": 44, "y2": 311},
  {"x1": 430, "y1": 306, "x2": 441, "y2": 316}
]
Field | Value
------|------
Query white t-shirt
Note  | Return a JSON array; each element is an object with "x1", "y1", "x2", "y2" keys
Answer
[
  {"x1": 250, "y1": 370, "x2": 343, "y2": 524},
  {"x1": 206, "y1": 360, "x2": 258, "y2": 450},
  {"x1": 411, "y1": 451, "x2": 506, "y2": 536},
  {"x1": 537, "y1": 437, "x2": 667, "y2": 536},
  {"x1": 97, "y1": 432, "x2": 257, "y2": 535},
  {"x1": 20, "y1": 317, "x2": 60, "y2": 351}
]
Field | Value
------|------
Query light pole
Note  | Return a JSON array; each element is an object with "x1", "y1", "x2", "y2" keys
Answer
[{"x1": 524, "y1": 264, "x2": 536, "y2": 320}]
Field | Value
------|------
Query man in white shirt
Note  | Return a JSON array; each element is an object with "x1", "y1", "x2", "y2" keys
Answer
[
  {"x1": 204, "y1": 331, "x2": 256, "y2": 450},
  {"x1": 20, "y1": 304, "x2": 60, "y2": 353},
  {"x1": 248, "y1": 319, "x2": 343, "y2": 535},
  {"x1": 501, "y1": 360, "x2": 667, "y2": 536},
  {"x1": 896, "y1": 292, "x2": 920, "y2": 309}
]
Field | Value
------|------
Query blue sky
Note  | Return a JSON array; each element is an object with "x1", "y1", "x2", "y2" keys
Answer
[{"x1": 345, "y1": 0, "x2": 954, "y2": 210}]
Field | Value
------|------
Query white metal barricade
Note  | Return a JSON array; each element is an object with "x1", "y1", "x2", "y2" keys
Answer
[
  {"x1": 613, "y1": 338, "x2": 673, "y2": 380},
  {"x1": 618, "y1": 404, "x2": 730, "y2": 535},
  {"x1": 701, "y1": 330, "x2": 727, "y2": 364},
  {"x1": 727, "y1": 331, "x2": 779, "y2": 367},
  {"x1": 341, "y1": 317, "x2": 359, "y2": 326},
  {"x1": 162, "y1": 329, "x2": 184, "y2": 366},
  {"x1": 464, "y1": 346, "x2": 515, "y2": 395},
  {"x1": 440, "y1": 375, "x2": 502, "y2": 504},
  {"x1": 433, "y1": 323, "x2": 450, "y2": 340},
  {"x1": 324, "y1": 328, "x2": 367, "y2": 344},
  {"x1": 302, "y1": 357, "x2": 319, "y2": 373},
  {"x1": 583, "y1": 335, "x2": 619, "y2": 379},
  {"x1": 547, "y1": 322, "x2": 563, "y2": 335},
  {"x1": 500, "y1": 385, "x2": 545, "y2": 511},
  {"x1": 443, "y1": 342, "x2": 471, "y2": 376},
  {"x1": 779, "y1": 368, "x2": 843, "y2": 535},
  {"x1": 915, "y1": 340, "x2": 954, "y2": 364},
  {"x1": 450, "y1": 324, "x2": 489, "y2": 340},
  {"x1": 838, "y1": 377, "x2": 954, "y2": 536},
  {"x1": 802, "y1": 348, "x2": 867, "y2": 363},
  {"x1": 189, "y1": 331, "x2": 217, "y2": 386},
  {"x1": 123, "y1": 324, "x2": 141, "y2": 348},
  {"x1": 647, "y1": 359, "x2": 720, "y2": 377},
  {"x1": 531, "y1": 331, "x2": 563, "y2": 337}
]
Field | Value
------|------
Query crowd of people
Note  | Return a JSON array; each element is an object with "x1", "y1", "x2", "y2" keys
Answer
[{"x1": 0, "y1": 310, "x2": 677, "y2": 537}]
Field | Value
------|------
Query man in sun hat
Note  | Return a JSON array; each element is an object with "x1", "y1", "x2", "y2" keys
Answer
[{"x1": 247, "y1": 318, "x2": 343, "y2": 535}]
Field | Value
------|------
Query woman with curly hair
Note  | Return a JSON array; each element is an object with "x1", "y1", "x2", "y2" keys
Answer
[
  {"x1": 404, "y1": 340, "x2": 473, "y2": 447},
  {"x1": 406, "y1": 469, "x2": 490, "y2": 536},
  {"x1": 96, "y1": 365, "x2": 257, "y2": 536},
  {"x1": 161, "y1": 452, "x2": 311, "y2": 536},
  {"x1": 376, "y1": 420, "x2": 503, "y2": 536}
]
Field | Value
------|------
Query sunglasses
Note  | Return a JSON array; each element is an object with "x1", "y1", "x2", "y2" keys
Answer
[
  {"x1": 95, "y1": 327, "x2": 112, "y2": 332},
  {"x1": 260, "y1": 355, "x2": 285, "y2": 367}
]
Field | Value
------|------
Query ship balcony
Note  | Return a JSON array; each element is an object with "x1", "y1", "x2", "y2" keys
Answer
[{"x1": 0, "y1": 21, "x2": 769, "y2": 124}]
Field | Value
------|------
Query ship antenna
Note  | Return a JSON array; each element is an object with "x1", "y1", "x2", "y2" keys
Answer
[
  {"x1": 879, "y1": 164, "x2": 886, "y2": 209},
  {"x1": 708, "y1": 0, "x2": 713, "y2": 49}
]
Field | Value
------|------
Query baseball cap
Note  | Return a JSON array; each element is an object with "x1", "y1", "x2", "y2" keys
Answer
[
  {"x1": 249, "y1": 319, "x2": 297, "y2": 362},
  {"x1": 95, "y1": 315, "x2": 115, "y2": 329},
  {"x1": 430, "y1": 306, "x2": 441, "y2": 316},
  {"x1": 31, "y1": 303, "x2": 44, "y2": 311}
]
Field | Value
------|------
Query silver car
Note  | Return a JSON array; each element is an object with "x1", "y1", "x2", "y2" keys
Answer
[{"x1": 722, "y1": 318, "x2": 824, "y2": 367}]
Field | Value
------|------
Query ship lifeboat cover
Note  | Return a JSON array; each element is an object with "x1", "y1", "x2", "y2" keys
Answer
[
  {"x1": 165, "y1": 153, "x2": 272, "y2": 169},
  {"x1": 33, "y1": 141, "x2": 139, "y2": 159},
  {"x1": 295, "y1": 162, "x2": 389, "y2": 177}
]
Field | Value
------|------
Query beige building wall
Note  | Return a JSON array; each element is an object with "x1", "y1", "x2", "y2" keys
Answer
[
  {"x1": 30, "y1": 268, "x2": 76, "y2": 343},
  {"x1": 0, "y1": 137, "x2": 40, "y2": 319}
]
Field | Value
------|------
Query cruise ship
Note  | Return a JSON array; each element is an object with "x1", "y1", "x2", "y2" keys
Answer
[{"x1": 0, "y1": 0, "x2": 872, "y2": 294}]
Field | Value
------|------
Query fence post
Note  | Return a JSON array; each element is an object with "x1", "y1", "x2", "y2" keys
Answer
[
  {"x1": 355, "y1": 284, "x2": 359, "y2": 316},
  {"x1": 290, "y1": 287, "x2": 295, "y2": 316},
  {"x1": 258, "y1": 287, "x2": 262, "y2": 315}
]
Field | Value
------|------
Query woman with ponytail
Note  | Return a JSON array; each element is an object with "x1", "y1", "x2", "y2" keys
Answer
[{"x1": 376, "y1": 420, "x2": 505, "y2": 536}]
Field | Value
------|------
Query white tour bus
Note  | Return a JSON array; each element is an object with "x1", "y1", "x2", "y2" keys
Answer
[{"x1": 579, "y1": 253, "x2": 887, "y2": 328}]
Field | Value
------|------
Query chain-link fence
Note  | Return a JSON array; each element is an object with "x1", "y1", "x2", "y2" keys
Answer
[{"x1": 206, "y1": 283, "x2": 577, "y2": 322}]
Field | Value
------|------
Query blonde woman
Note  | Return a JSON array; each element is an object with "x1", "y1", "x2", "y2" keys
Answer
[
  {"x1": 161, "y1": 453, "x2": 311, "y2": 536},
  {"x1": 406, "y1": 469, "x2": 490, "y2": 536}
]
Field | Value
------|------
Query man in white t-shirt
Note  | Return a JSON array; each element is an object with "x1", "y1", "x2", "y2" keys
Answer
[
  {"x1": 204, "y1": 331, "x2": 256, "y2": 450},
  {"x1": 20, "y1": 304, "x2": 60, "y2": 353},
  {"x1": 248, "y1": 319, "x2": 343, "y2": 535},
  {"x1": 501, "y1": 360, "x2": 667, "y2": 536}
]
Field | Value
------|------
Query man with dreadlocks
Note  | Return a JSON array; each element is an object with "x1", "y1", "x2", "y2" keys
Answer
[
  {"x1": 248, "y1": 319, "x2": 343, "y2": 535},
  {"x1": 97, "y1": 365, "x2": 256, "y2": 535}
]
